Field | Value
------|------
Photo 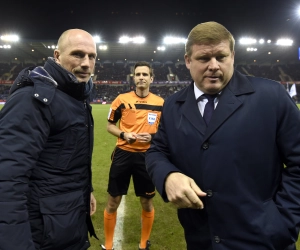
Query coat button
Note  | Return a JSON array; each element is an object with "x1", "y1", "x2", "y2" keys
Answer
[
  {"x1": 202, "y1": 142, "x2": 209, "y2": 149},
  {"x1": 34, "y1": 93, "x2": 39, "y2": 97},
  {"x1": 214, "y1": 236, "x2": 221, "y2": 243},
  {"x1": 206, "y1": 190, "x2": 213, "y2": 197}
]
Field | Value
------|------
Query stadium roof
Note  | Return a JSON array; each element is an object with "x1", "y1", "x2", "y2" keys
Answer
[
  {"x1": 1, "y1": 0, "x2": 300, "y2": 65},
  {"x1": 0, "y1": 39, "x2": 299, "y2": 66}
]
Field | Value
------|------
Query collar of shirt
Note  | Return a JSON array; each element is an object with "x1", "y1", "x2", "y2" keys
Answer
[{"x1": 194, "y1": 82, "x2": 220, "y2": 116}]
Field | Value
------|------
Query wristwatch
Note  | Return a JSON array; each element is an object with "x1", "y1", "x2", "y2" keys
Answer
[{"x1": 120, "y1": 132, "x2": 125, "y2": 140}]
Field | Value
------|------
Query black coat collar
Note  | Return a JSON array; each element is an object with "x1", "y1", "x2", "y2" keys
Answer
[{"x1": 44, "y1": 57, "x2": 93, "y2": 100}]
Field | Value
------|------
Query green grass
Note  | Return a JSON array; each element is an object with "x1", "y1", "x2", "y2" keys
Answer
[
  {"x1": 0, "y1": 103, "x2": 299, "y2": 249},
  {"x1": 90, "y1": 104, "x2": 185, "y2": 249}
]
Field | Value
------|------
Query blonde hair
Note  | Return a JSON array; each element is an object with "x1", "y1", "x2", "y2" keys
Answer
[{"x1": 185, "y1": 21, "x2": 235, "y2": 57}]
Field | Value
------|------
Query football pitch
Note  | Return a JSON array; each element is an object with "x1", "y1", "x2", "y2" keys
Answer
[
  {"x1": 90, "y1": 104, "x2": 185, "y2": 249},
  {"x1": 0, "y1": 103, "x2": 299, "y2": 249}
]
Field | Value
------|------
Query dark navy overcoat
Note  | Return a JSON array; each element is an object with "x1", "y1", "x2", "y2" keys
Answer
[
  {"x1": 146, "y1": 70, "x2": 300, "y2": 250},
  {"x1": 0, "y1": 61, "x2": 96, "y2": 250}
]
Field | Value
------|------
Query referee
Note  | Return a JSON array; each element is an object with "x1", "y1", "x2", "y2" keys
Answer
[{"x1": 101, "y1": 61, "x2": 164, "y2": 250}]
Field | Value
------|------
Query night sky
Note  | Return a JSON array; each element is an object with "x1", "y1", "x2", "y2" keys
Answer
[{"x1": 1, "y1": 0, "x2": 299, "y2": 42}]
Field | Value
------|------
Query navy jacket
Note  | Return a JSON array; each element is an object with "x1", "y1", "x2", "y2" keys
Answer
[
  {"x1": 146, "y1": 70, "x2": 300, "y2": 250},
  {"x1": 0, "y1": 58, "x2": 96, "y2": 250}
]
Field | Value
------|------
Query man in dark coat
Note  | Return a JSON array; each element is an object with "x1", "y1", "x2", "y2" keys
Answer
[
  {"x1": 146, "y1": 21, "x2": 300, "y2": 250},
  {"x1": 0, "y1": 29, "x2": 98, "y2": 250}
]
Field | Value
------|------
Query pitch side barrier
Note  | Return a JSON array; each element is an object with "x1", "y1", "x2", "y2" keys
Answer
[
  {"x1": 92, "y1": 81, "x2": 192, "y2": 85},
  {"x1": 0, "y1": 80, "x2": 190, "y2": 85},
  {"x1": 1, "y1": 80, "x2": 300, "y2": 85}
]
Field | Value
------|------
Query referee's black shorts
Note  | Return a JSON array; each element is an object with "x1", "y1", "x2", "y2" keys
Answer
[{"x1": 107, "y1": 147, "x2": 156, "y2": 198}]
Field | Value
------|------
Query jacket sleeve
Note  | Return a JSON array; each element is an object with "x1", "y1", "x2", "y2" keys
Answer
[
  {"x1": 0, "y1": 87, "x2": 51, "y2": 250},
  {"x1": 145, "y1": 101, "x2": 182, "y2": 202},
  {"x1": 274, "y1": 86, "x2": 300, "y2": 242}
]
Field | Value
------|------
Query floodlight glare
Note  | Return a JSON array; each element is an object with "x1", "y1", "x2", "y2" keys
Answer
[
  {"x1": 276, "y1": 39, "x2": 293, "y2": 46},
  {"x1": 119, "y1": 36, "x2": 145, "y2": 44},
  {"x1": 246, "y1": 47, "x2": 257, "y2": 51},
  {"x1": 157, "y1": 46, "x2": 166, "y2": 51},
  {"x1": 259, "y1": 39, "x2": 264, "y2": 44},
  {"x1": 132, "y1": 36, "x2": 145, "y2": 44},
  {"x1": 99, "y1": 45, "x2": 107, "y2": 50},
  {"x1": 239, "y1": 38, "x2": 257, "y2": 45},
  {"x1": 163, "y1": 36, "x2": 186, "y2": 44},
  {"x1": 93, "y1": 35, "x2": 101, "y2": 43},
  {"x1": 1, "y1": 35, "x2": 19, "y2": 42},
  {"x1": 0, "y1": 45, "x2": 11, "y2": 49},
  {"x1": 119, "y1": 36, "x2": 130, "y2": 43}
]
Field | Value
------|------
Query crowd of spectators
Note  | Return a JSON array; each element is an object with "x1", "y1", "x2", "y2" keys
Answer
[
  {"x1": 0, "y1": 61, "x2": 300, "y2": 102},
  {"x1": 92, "y1": 61, "x2": 300, "y2": 83},
  {"x1": 0, "y1": 85, "x2": 10, "y2": 101}
]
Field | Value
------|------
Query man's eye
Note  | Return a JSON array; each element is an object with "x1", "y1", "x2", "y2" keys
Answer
[
  {"x1": 198, "y1": 58, "x2": 209, "y2": 61},
  {"x1": 217, "y1": 56, "x2": 226, "y2": 61},
  {"x1": 73, "y1": 53, "x2": 82, "y2": 58}
]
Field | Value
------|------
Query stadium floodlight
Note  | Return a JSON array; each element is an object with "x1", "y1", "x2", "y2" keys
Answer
[
  {"x1": 157, "y1": 46, "x2": 166, "y2": 51},
  {"x1": 163, "y1": 36, "x2": 186, "y2": 44},
  {"x1": 93, "y1": 35, "x2": 101, "y2": 43},
  {"x1": 267, "y1": 40, "x2": 271, "y2": 44},
  {"x1": 132, "y1": 36, "x2": 145, "y2": 43},
  {"x1": 246, "y1": 47, "x2": 257, "y2": 51},
  {"x1": 119, "y1": 36, "x2": 130, "y2": 43},
  {"x1": 99, "y1": 45, "x2": 107, "y2": 50},
  {"x1": 0, "y1": 45, "x2": 11, "y2": 49},
  {"x1": 239, "y1": 38, "x2": 257, "y2": 45},
  {"x1": 276, "y1": 38, "x2": 293, "y2": 46},
  {"x1": 259, "y1": 39, "x2": 265, "y2": 44},
  {"x1": 119, "y1": 36, "x2": 145, "y2": 44},
  {"x1": 46, "y1": 45, "x2": 57, "y2": 49},
  {"x1": 1, "y1": 34, "x2": 19, "y2": 42}
]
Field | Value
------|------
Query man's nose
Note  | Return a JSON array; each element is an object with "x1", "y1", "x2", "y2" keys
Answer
[
  {"x1": 208, "y1": 58, "x2": 220, "y2": 70},
  {"x1": 81, "y1": 55, "x2": 90, "y2": 67}
]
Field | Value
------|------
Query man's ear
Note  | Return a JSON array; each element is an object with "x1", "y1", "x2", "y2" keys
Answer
[
  {"x1": 54, "y1": 50, "x2": 60, "y2": 62},
  {"x1": 184, "y1": 54, "x2": 191, "y2": 69}
]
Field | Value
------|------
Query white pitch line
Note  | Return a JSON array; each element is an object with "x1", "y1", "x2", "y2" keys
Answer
[{"x1": 113, "y1": 195, "x2": 126, "y2": 249}]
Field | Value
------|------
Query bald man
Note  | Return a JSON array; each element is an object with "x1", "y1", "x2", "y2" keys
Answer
[{"x1": 0, "y1": 29, "x2": 98, "y2": 250}]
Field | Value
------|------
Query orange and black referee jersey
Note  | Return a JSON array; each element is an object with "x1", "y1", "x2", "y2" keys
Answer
[{"x1": 107, "y1": 91, "x2": 164, "y2": 152}]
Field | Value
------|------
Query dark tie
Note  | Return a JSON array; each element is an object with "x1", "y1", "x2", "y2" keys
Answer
[{"x1": 202, "y1": 94, "x2": 218, "y2": 126}]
